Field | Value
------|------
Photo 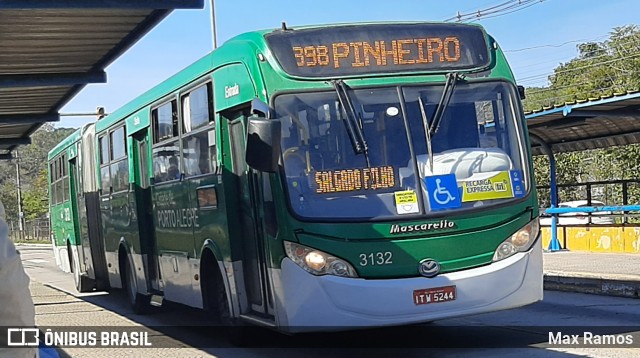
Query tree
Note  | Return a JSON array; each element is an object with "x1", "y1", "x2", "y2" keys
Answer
[
  {"x1": 0, "y1": 124, "x2": 75, "y2": 222},
  {"x1": 524, "y1": 24, "x2": 640, "y2": 108},
  {"x1": 22, "y1": 170, "x2": 49, "y2": 220},
  {"x1": 524, "y1": 24, "x2": 640, "y2": 207}
]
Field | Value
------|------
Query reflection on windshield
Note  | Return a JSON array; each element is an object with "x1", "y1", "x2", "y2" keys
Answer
[{"x1": 274, "y1": 82, "x2": 527, "y2": 220}]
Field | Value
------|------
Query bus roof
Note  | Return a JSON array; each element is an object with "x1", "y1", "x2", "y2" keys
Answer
[
  {"x1": 48, "y1": 127, "x2": 82, "y2": 160},
  {"x1": 91, "y1": 21, "x2": 491, "y2": 133}
]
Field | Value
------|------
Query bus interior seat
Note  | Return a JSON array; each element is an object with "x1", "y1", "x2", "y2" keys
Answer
[{"x1": 431, "y1": 103, "x2": 479, "y2": 152}]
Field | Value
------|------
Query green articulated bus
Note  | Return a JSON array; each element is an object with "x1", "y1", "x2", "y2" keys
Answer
[{"x1": 48, "y1": 21, "x2": 542, "y2": 332}]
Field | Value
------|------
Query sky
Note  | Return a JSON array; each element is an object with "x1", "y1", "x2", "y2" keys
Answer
[{"x1": 59, "y1": 0, "x2": 639, "y2": 128}]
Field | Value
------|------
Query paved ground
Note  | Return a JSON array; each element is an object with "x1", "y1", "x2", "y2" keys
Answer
[
  {"x1": 544, "y1": 251, "x2": 640, "y2": 277},
  {"x1": 12, "y1": 244, "x2": 640, "y2": 357},
  {"x1": 543, "y1": 251, "x2": 640, "y2": 298},
  {"x1": 20, "y1": 245, "x2": 212, "y2": 357}
]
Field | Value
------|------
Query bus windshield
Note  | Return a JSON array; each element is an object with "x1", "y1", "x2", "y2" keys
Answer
[{"x1": 274, "y1": 81, "x2": 528, "y2": 220}]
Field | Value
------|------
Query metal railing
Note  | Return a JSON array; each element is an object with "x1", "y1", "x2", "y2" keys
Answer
[
  {"x1": 543, "y1": 205, "x2": 640, "y2": 251},
  {"x1": 537, "y1": 179, "x2": 640, "y2": 224},
  {"x1": 6, "y1": 219, "x2": 50, "y2": 242}
]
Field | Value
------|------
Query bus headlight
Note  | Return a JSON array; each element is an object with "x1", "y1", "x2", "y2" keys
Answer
[
  {"x1": 493, "y1": 219, "x2": 540, "y2": 262},
  {"x1": 284, "y1": 241, "x2": 358, "y2": 278}
]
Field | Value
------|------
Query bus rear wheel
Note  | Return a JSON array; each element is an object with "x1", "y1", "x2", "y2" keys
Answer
[
  {"x1": 68, "y1": 242, "x2": 94, "y2": 293},
  {"x1": 123, "y1": 256, "x2": 149, "y2": 314}
]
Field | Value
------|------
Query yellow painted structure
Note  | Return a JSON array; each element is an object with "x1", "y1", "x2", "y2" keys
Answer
[{"x1": 541, "y1": 226, "x2": 640, "y2": 253}]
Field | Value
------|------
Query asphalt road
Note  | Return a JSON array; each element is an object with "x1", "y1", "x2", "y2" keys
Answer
[{"x1": 17, "y1": 244, "x2": 640, "y2": 358}]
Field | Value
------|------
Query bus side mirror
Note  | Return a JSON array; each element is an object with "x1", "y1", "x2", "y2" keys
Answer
[
  {"x1": 246, "y1": 116, "x2": 281, "y2": 173},
  {"x1": 517, "y1": 85, "x2": 526, "y2": 100}
]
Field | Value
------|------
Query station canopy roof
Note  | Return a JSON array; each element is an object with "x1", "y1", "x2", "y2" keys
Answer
[
  {"x1": 526, "y1": 90, "x2": 640, "y2": 156},
  {"x1": 0, "y1": 0, "x2": 203, "y2": 159}
]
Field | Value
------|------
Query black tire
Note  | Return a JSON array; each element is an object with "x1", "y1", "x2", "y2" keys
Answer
[
  {"x1": 203, "y1": 263, "x2": 249, "y2": 346},
  {"x1": 69, "y1": 244, "x2": 95, "y2": 293},
  {"x1": 123, "y1": 257, "x2": 150, "y2": 314},
  {"x1": 203, "y1": 264, "x2": 232, "y2": 324},
  {"x1": 72, "y1": 253, "x2": 95, "y2": 293}
]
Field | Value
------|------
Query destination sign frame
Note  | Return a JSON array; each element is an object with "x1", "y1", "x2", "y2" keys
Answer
[{"x1": 265, "y1": 23, "x2": 491, "y2": 78}]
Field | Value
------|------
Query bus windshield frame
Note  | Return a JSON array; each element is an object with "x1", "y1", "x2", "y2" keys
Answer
[{"x1": 273, "y1": 80, "x2": 529, "y2": 221}]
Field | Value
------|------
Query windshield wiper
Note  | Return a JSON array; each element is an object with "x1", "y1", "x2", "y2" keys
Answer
[
  {"x1": 331, "y1": 80, "x2": 371, "y2": 167},
  {"x1": 417, "y1": 72, "x2": 461, "y2": 173},
  {"x1": 418, "y1": 96, "x2": 435, "y2": 172},
  {"x1": 429, "y1": 72, "x2": 460, "y2": 135}
]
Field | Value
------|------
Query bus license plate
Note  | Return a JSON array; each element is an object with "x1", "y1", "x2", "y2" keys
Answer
[{"x1": 413, "y1": 285, "x2": 456, "y2": 305}]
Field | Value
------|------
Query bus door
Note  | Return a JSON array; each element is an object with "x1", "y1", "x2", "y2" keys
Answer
[
  {"x1": 182, "y1": 125, "x2": 219, "y2": 309},
  {"x1": 228, "y1": 113, "x2": 275, "y2": 316},
  {"x1": 131, "y1": 130, "x2": 159, "y2": 291},
  {"x1": 149, "y1": 118, "x2": 199, "y2": 306},
  {"x1": 80, "y1": 124, "x2": 109, "y2": 290},
  {"x1": 70, "y1": 154, "x2": 100, "y2": 292},
  {"x1": 68, "y1": 158, "x2": 87, "y2": 273}
]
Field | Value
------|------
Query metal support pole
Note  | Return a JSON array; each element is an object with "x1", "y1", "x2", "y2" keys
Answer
[
  {"x1": 623, "y1": 181, "x2": 629, "y2": 224},
  {"x1": 530, "y1": 134, "x2": 561, "y2": 251},
  {"x1": 210, "y1": 0, "x2": 217, "y2": 49},
  {"x1": 548, "y1": 151, "x2": 560, "y2": 251},
  {"x1": 15, "y1": 150, "x2": 25, "y2": 241}
]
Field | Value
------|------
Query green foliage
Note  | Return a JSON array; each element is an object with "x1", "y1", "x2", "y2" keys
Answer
[
  {"x1": 524, "y1": 24, "x2": 640, "y2": 109},
  {"x1": 525, "y1": 24, "x2": 640, "y2": 207},
  {"x1": 22, "y1": 170, "x2": 49, "y2": 220},
  {"x1": 0, "y1": 124, "x2": 75, "y2": 221},
  {"x1": 0, "y1": 180, "x2": 18, "y2": 219}
]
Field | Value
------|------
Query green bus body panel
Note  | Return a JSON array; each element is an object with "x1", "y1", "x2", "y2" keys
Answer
[
  {"x1": 50, "y1": 202, "x2": 76, "y2": 246},
  {"x1": 212, "y1": 63, "x2": 257, "y2": 110},
  {"x1": 48, "y1": 141, "x2": 81, "y2": 248},
  {"x1": 48, "y1": 129, "x2": 81, "y2": 161},
  {"x1": 296, "y1": 207, "x2": 532, "y2": 278},
  {"x1": 192, "y1": 176, "x2": 232, "y2": 262},
  {"x1": 68, "y1": 143, "x2": 78, "y2": 160},
  {"x1": 125, "y1": 108, "x2": 150, "y2": 134},
  {"x1": 101, "y1": 192, "x2": 136, "y2": 251}
]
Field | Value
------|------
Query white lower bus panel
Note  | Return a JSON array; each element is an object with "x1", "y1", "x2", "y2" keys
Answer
[{"x1": 272, "y1": 243, "x2": 543, "y2": 332}]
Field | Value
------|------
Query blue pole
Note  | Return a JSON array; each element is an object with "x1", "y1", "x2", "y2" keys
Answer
[
  {"x1": 529, "y1": 133, "x2": 561, "y2": 252},
  {"x1": 547, "y1": 151, "x2": 561, "y2": 251}
]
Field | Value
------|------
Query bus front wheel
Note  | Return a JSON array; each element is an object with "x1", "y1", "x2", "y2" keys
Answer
[
  {"x1": 202, "y1": 260, "x2": 249, "y2": 345},
  {"x1": 202, "y1": 260, "x2": 232, "y2": 324}
]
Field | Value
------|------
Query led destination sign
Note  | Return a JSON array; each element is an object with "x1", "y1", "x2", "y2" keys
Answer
[
  {"x1": 314, "y1": 166, "x2": 396, "y2": 194},
  {"x1": 265, "y1": 23, "x2": 490, "y2": 77}
]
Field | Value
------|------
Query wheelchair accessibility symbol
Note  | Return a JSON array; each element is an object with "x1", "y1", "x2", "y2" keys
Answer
[
  {"x1": 433, "y1": 178, "x2": 456, "y2": 205},
  {"x1": 424, "y1": 174, "x2": 461, "y2": 210}
]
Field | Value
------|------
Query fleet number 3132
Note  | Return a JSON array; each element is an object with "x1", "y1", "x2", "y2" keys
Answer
[{"x1": 359, "y1": 251, "x2": 393, "y2": 266}]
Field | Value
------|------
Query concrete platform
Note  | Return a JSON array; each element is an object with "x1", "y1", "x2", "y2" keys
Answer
[{"x1": 543, "y1": 251, "x2": 640, "y2": 298}]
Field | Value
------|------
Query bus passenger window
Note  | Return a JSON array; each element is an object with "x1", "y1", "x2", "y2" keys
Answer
[
  {"x1": 152, "y1": 142, "x2": 180, "y2": 183},
  {"x1": 182, "y1": 131, "x2": 214, "y2": 177},
  {"x1": 153, "y1": 101, "x2": 178, "y2": 143},
  {"x1": 181, "y1": 83, "x2": 215, "y2": 178}
]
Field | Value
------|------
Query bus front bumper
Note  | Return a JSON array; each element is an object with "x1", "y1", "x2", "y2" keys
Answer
[{"x1": 273, "y1": 243, "x2": 542, "y2": 332}]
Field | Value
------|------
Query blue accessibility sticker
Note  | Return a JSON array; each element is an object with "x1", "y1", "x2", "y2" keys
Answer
[
  {"x1": 509, "y1": 170, "x2": 525, "y2": 198},
  {"x1": 424, "y1": 174, "x2": 462, "y2": 211}
]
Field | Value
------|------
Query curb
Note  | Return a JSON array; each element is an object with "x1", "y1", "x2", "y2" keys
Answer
[{"x1": 544, "y1": 273, "x2": 640, "y2": 298}]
